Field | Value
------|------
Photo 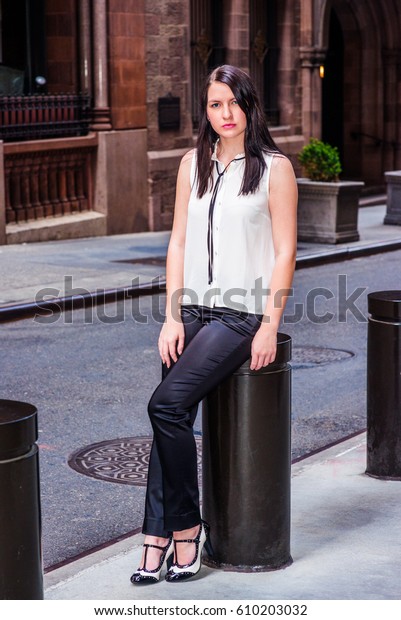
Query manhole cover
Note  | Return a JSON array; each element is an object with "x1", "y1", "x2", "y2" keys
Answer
[
  {"x1": 112, "y1": 256, "x2": 166, "y2": 266},
  {"x1": 292, "y1": 345, "x2": 353, "y2": 368},
  {"x1": 68, "y1": 349, "x2": 351, "y2": 484},
  {"x1": 68, "y1": 435, "x2": 202, "y2": 486}
]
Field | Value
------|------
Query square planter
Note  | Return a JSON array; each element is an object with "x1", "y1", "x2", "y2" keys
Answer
[
  {"x1": 296, "y1": 179, "x2": 365, "y2": 244},
  {"x1": 384, "y1": 171, "x2": 401, "y2": 225}
]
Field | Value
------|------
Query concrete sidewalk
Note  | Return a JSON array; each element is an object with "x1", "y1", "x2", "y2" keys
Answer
[
  {"x1": 44, "y1": 433, "x2": 401, "y2": 600},
  {"x1": 1, "y1": 204, "x2": 401, "y2": 308}
]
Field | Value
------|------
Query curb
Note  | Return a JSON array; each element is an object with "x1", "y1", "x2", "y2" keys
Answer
[
  {"x1": 2, "y1": 238, "x2": 401, "y2": 322},
  {"x1": 0, "y1": 277, "x2": 166, "y2": 323},
  {"x1": 295, "y1": 238, "x2": 401, "y2": 268}
]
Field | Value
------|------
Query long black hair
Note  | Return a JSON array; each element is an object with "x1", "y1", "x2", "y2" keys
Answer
[{"x1": 195, "y1": 65, "x2": 282, "y2": 199}]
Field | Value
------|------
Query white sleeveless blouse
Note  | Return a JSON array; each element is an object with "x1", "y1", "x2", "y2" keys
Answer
[{"x1": 181, "y1": 146, "x2": 276, "y2": 315}]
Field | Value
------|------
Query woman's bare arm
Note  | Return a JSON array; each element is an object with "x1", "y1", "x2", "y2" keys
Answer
[
  {"x1": 250, "y1": 155, "x2": 298, "y2": 371},
  {"x1": 158, "y1": 149, "x2": 194, "y2": 367}
]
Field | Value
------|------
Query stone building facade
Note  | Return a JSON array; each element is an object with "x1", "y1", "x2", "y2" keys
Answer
[
  {"x1": 0, "y1": 0, "x2": 400, "y2": 243},
  {"x1": 0, "y1": 0, "x2": 148, "y2": 244},
  {"x1": 147, "y1": 0, "x2": 401, "y2": 231}
]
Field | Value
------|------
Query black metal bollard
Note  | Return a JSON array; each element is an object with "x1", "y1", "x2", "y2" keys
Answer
[
  {"x1": 0, "y1": 399, "x2": 43, "y2": 599},
  {"x1": 366, "y1": 291, "x2": 401, "y2": 480},
  {"x1": 202, "y1": 333, "x2": 292, "y2": 572}
]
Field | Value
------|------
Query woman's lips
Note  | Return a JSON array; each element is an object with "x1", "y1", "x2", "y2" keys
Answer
[{"x1": 222, "y1": 124, "x2": 236, "y2": 128}]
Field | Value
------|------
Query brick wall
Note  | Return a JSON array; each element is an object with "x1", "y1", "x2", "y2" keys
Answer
[{"x1": 108, "y1": 0, "x2": 147, "y2": 129}]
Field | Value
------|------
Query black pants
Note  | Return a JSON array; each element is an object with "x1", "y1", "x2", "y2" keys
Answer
[{"x1": 142, "y1": 304, "x2": 262, "y2": 537}]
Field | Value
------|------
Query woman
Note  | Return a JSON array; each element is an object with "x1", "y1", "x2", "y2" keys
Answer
[{"x1": 131, "y1": 65, "x2": 297, "y2": 584}]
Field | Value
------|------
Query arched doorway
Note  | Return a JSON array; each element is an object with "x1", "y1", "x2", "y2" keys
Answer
[
  {"x1": 320, "y1": 0, "x2": 401, "y2": 185},
  {"x1": 321, "y1": 1, "x2": 362, "y2": 181}
]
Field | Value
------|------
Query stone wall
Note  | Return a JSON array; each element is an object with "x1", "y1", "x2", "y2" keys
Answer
[
  {"x1": 147, "y1": 148, "x2": 189, "y2": 231},
  {"x1": 145, "y1": 0, "x2": 193, "y2": 151},
  {"x1": 145, "y1": 0, "x2": 193, "y2": 231},
  {"x1": 96, "y1": 130, "x2": 149, "y2": 235},
  {"x1": 144, "y1": 0, "x2": 306, "y2": 231}
]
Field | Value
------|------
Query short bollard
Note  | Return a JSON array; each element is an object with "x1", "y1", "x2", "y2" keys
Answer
[
  {"x1": 0, "y1": 400, "x2": 43, "y2": 599},
  {"x1": 202, "y1": 333, "x2": 292, "y2": 571},
  {"x1": 366, "y1": 291, "x2": 401, "y2": 480}
]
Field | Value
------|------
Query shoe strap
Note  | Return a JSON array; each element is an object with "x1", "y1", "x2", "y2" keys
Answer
[
  {"x1": 143, "y1": 543, "x2": 166, "y2": 551},
  {"x1": 174, "y1": 537, "x2": 198, "y2": 544},
  {"x1": 173, "y1": 524, "x2": 202, "y2": 545},
  {"x1": 139, "y1": 541, "x2": 170, "y2": 571}
]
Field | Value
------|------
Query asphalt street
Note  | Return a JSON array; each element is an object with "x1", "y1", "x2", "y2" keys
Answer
[{"x1": 1, "y1": 248, "x2": 401, "y2": 568}]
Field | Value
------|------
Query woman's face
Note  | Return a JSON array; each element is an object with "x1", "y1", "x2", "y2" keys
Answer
[{"x1": 206, "y1": 81, "x2": 247, "y2": 141}]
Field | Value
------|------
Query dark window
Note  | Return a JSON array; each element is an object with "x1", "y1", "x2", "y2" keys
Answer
[
  {"x1": 250, "y1": 0, "x2": 280, "y2": 126},
  {"x1": 0, "y1": 0, "x2": 46, "y2": 95},
  {"x1": 190, "y1": 0, "x2": 225, "y2": 129}
]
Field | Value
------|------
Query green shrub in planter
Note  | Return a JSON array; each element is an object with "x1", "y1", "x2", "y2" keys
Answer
[{"x1": 298, "y1": 138, "x2": 342, "y2": 182}]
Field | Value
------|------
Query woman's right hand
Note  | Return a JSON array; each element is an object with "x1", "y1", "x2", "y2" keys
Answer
[{"x1": 158, "y1": 319, "x2": 185, "y2": 368}]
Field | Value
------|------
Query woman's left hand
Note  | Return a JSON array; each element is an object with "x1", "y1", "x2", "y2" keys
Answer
[{"x1": 250, "y1": 325, "x2": 278, "y2": 371}]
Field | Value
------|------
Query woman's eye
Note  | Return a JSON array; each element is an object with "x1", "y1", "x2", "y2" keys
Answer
[
  {"x1": 232, "y1": 99, "x2": 238, "y2": 105},
  {"x1": 210, "y1": 103, "x2": 220, "y2": 108}
]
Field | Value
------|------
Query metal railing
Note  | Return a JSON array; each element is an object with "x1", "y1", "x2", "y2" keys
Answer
[{"x1": 0, "y1": 93, "x2": 91, "y2": 142}]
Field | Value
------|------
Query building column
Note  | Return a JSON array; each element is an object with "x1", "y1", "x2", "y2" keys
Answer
[
  {"x1": 91, "y1": 0, "x2": 112, "y2": 130},
  {"x1": 78, "y1": 0, "x2": 92, "y2": 95},
  {"x1": 382, "y1": 48, "x2": 401, "y2": 170},
  {"x1": 224, "y1": 0, "x2": 250, "y2": 72},
  {"x1": 299, "y1": 46, "x2": 326, "y2": 139},
  {"x1": 0, "y1": 142, "x2": 6, "y2": 245}
]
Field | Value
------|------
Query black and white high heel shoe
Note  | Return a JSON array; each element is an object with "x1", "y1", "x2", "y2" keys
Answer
[
  {"x1": 130, "y1": 536, "x2": 174, "y2": 585},
  {"x1": 165, "y1": 520, "x2": 212, "y2": 582}
]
